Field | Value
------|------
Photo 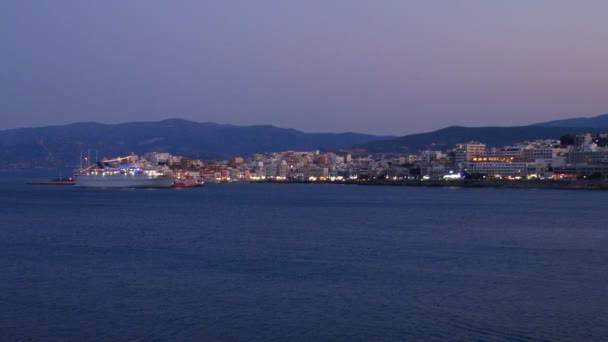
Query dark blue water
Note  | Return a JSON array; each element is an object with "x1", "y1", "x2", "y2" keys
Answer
[{"x1": 1, "y1": 173, "x2": 608, "y2": 341}]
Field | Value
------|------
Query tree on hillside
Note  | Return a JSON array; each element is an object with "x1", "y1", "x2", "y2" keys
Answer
[{"x1": 559, "y1": 134, "x2": 575, "y2": 146}]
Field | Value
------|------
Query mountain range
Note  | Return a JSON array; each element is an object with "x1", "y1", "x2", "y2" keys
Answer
[
  {"x1": 352, "y1": 125, "x2": 607, "y2": 153},
  {"x1": 353, "y1": 113, "x2": 608, "y2": 153},
  {"x1": 0, "y1": 119, "x2": 391, "y2": 169},
  {"x1": 1, "y1": 114, "x2": 608, "y2": 169},
  {"x1": 532, "y1": 113, "x2": 608, "y2": 128}
]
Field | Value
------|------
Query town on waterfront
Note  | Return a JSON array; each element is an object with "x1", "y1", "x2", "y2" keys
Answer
[{"x1": 105, "y1": 132, "x2": 608, "y2": 187}]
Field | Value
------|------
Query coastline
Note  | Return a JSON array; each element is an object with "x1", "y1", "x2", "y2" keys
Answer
[{"x1": 252, "y1": 179, "x2": 608, "y2": 190}]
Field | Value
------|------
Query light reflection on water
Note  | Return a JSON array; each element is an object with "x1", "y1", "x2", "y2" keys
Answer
[{"x1": 1, "y1": 176, "x2": 607, "y2": 341}]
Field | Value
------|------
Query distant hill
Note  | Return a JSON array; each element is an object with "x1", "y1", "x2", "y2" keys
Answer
[
  {"x1": 0, "y1": 119, "x2": 392, "y2": 169},
  {"x1": 532, "y1": 113, "x2": 608, "y2": 128},
  {"x1": 353, "y1": 126, "x2": 607, "y2": 153}
]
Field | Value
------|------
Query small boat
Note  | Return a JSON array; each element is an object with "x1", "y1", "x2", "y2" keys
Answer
[
  {"x1": 171, "y1": 178, "x2": 203, "y2": 188},
  {"x1": 28, "y1": 169, "x2": 75, "y2": 185},
  {"x1": 28, "y1": 177, "x2": 75, "y2": 185}
]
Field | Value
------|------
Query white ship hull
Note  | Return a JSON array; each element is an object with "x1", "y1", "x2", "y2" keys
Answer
[{"x1": 74, "y1": 173, "x2": 174, "y2": 188}]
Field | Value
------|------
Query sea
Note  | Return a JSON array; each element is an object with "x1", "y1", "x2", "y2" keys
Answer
[{"x1": 1, "y1": 171, "x2": 607, "y2": 341}]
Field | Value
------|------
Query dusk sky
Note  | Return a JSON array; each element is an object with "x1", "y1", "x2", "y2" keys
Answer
[{"x1": 2, "y1": 1, "x2": 607, "y2": 135}]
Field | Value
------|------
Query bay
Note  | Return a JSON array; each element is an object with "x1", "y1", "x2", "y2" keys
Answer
[{"x1": 1, "y1": 173, "x2": 607, "y2": 341}]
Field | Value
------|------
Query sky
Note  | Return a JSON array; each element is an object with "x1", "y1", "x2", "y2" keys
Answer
[{"x1": 1, "y1": 1, "x2": 607, "y2": 135}]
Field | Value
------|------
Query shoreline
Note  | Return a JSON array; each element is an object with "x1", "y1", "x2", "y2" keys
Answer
[{"x1": 251, "y1": 179, "x2": 608, "y2": 190}]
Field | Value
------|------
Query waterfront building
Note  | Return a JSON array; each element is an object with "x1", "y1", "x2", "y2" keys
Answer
[
  {"x1": 496, "y1": 145, "x2": 524, "y2": 161},
  {"x1": 567, "y1": 148, "x2": 608, "y2": 165},
  {"x1": 453, "y1": 142, "x2": 487, "y2": 165},
  {"x1": 463, "y1": 161, "x2": 527, "y2": 178},
  {"x1": 523, "y1": 147, "x2": 553, "y2": 162}
]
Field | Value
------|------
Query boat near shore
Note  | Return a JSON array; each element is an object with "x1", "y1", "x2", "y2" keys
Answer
[
  {"x1": 171, "y1": 178, "x2": 204, "y2": 188},
  {"x1": 74, "y1": 156, "x2": 174, "y2": 188},
  {"x1": 28, "y1": 169, "x2": 75, "y2": 185},
  {"x1": 28, "y1": 177, "x2": 75, "y2": 185}
]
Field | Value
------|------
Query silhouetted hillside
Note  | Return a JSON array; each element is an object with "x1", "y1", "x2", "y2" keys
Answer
[
  {"x1": 533, "y1": 113, "x2": 608, "y2": 128},
  {"x1": 0, "y1": 119, "x2": 392, "y2": 169},
  {"x1": 353, "y1": 126, "x2": 607, "y2": 153}
]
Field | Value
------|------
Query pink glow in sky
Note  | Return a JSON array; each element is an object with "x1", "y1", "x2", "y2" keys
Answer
[{"x1": 1, "y1": 1, "x2": 607, "y2": 135}]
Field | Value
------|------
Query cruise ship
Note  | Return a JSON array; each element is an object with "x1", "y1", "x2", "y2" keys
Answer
[{"x1": 74, "y1": 156, "x2": 174, "y2": 188}]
